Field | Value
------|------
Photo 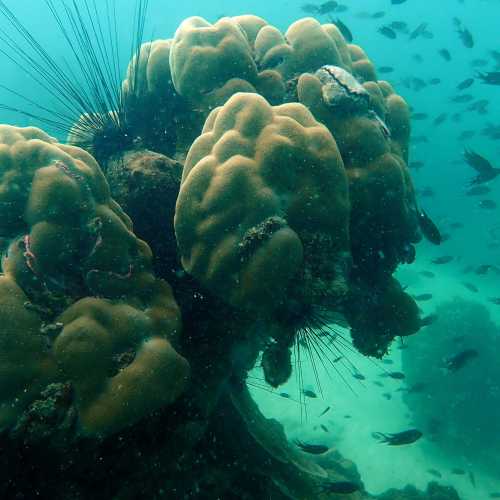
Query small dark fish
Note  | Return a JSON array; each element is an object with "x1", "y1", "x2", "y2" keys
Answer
[
  {"x1": 294, "y1": 440, "x2": 329, "y2": 454},
  {"x1": 428, "y1": 78, "x2": 441, "y2": 85},
  {"x1": 412, "y1": 112, "x2": 428, "y2": 120},
  {"x1": 471, "y1": 58, "x2": 488, "y2": 67},
  {"x1": 412, "y1": 53, "x2": 423, "y2": 63},
  {"x1": 389, "y1": 21, "x2": 408, "y2": 32},
  {"x1": 332, "y1": 18, "x2": 353, "y2": 42},
  {"x1": 372, "y1": 11, "x2": 386, "y2": 19},
  {"x1": 409, "y1": 161, "x2": 424, "y2": 170},
  {"x1": 458, "y1": 130, "x2": 475, "y2": 140},
  {"x1": 457, "y1": 78, "x2": 474, "y2": 90},
  {"x1": 418, "y1": 209, "x2": 442, "y2": 245},
  {"x1": 409, "y1": 23, "x2": 428, "y2": 40},
  {"x1": 438, "y1": 49, "x2": 451, "y2": 62},
  {"x1": 406, "y1": 382, "x2": 427, "y2": 394},
  {"x1": 320, "y1": 424, "x2": 329, "y2": 432},
  {"x1": 319, "y1": 406, "x2": 331, "y2": 417},
  {"x1": 412, "y1": 135, "x2": 429, "y2": 144},
  {"x1": 386, "y1": 371, "x2": 405, "y2": 380},
  {"x1": 372, "y1": 429, "x2": 423, "y2": 445},
  {"x1": 475, "y1": 264, "x2": 497, "y2": 275},
  {"x1": 419, "y1": 271, "x2": 435, "y2": 278},
  {"x1": 446, "y1": 349, "x2": 479, "y2": 372},
  {"x1": 414, "y1": 293, "x2": 433, "y2": 301},
  {"x1": 301, "y1": 3, "x2": 319, "y2": 13},
  {"x1": 490, "y1": 493, "x2": 500, "y2": 498},
  {"x1": 318, "y1": 1, "x2": 338, "y2": 15},
  {"x1": 373, "y1": 381, "x2": 384, "y2": 387},
  {"x1": 451, "y1": 94, "x2": 473, "y2": 103},
  {"x1": 462, "y1": 282, "x2": 478, "y2": 293},
  {"x1": 382, "y1": 392, "x2": 392, "y2": 400},
  {"x1": 431, "y1": 256, "x2": 453, "y2": 265},
  {"x1": 379, "y1": 26, "x2": 397, "y2": 39},
  {"x1": 420, "y1": 314, "x2": 437, "y2": 327},
  {"x1": 450, "y1": 222, "x2": 463, "y2": 229},
  {"x1": 319, "y1": 481, "x2": 360, "y2": 494},
  {"x1": 353, "y1": 372, "x2": 365, "y2": 380},
  {"x1": 451, "y1": 468, "x2": 466, "y2": 475},
  {"x1": 469, "y1": 470, "x2": 476, "y2": 488},
  {"x1": 488, "y1": 297, "x2": 500, "y2": 305},
  {"x1": 378, "y1": 66, "x2": 394, "y2": 74},
  {"x1": 391, "y1": 0, "x2": 408, "y2": 4},
  {"x1": 279, "y1": 392, "x2": 291, "y2": 399},
  {"x1": 381, "y1": 359, "x2": 394, "y2": 365},
  {"x1": 427, "y1": 469, "x2": 442, "y2": 478},
  {"x1": 466, "y1": 185, "x2": 490, "y2": 196},
  {"x1": 433, "y1": 113, "x2": 448, "y2": 126},
  {"x1": 479, "y1": 199, "x2": 497, "y2": 210},
  {"x1": 454, "y1": 18, "x2": 474, "y2": 48},
  {"x1": 335, "y1": 4, "x2": 348, "y2": 13},
  {"x1": 302, "y1": 389, "x2": 317, "y2": 398}
]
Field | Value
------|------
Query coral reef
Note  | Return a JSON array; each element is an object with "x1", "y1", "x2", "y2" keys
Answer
[
  {"x1": 0, "y1": 12, "x2": 450, "y2": 500},
  {"x1": 0, "y1": 125, "x2": 189, "y2": 435}
]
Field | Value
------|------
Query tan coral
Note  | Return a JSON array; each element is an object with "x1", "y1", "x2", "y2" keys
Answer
[
  {"x1": 169, "y1": 16, "x2": 259, "y2": 109},
  {"x1": 174, "y1": 92, "x2": 350, "y2": 315},
  {"x1": 348, "y1": 44, "x2": 377, "y2": 82},
  {"x1": 53, "y1": 279, "x2": 188, "y2": 436},
  {"x1": 0, "y1": 125, "x2": 189, "y2": 434}
]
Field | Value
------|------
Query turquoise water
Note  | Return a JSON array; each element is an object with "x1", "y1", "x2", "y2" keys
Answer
[{"x1": 1, "y1": 1, "x2": 499, "y2": 499}]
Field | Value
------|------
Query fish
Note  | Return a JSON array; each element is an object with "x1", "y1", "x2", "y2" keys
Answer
[
  {"x1": 414, "y1": 293, "x2": 433, "y2": 301},
  {"x1": 294, "y1": 440, "x2": 329, "y2": 454},
  {"x1": 479, "y1": 199, "x2": 497, "y2": 210},
  {"x1": 409, "y1": 161, "x2": 424, "y2": 170},
  {"x1": 391, "y1": 0, "x2": 408, "y2": 4},
  {"x1": 445, "y1": 349, "x2": 479, "y2": 372},
  {"x1": 454, "y1": 18, "x2": 474, "y2": 48},
  {"x1": 418, "y1": 209, "x2": 441, "y2": 245},
  {"x1": 353, "y1": 372, "x2": 366, "y2": 380},
  {"x1": 466, "y1": 185, "x2": 491, "y2": 196},
  {"x1": 383, "y1": 371, "x2": 405, "y2": 380},
  {"x1": 302, "y1": 389, "x2": 317, "y2": 398},
  {"x1": 319, "y1": 406, "x2": 331, "y2": 417},
  {"x1": 332, "y1": 18, "x2": 353, "y2": 42},
  {"x1": 428, "y1": 78, "x2": 441, "y2": 85},
  {"x1": 406, "y1": 382, "x2": 427, "y2": 394},
  {"x1": 379, "y1": 26, "x2": 397, "y2": 39},
  {"x1": 471, "y1": 58, "x2": 488, "y2": 67},
  {"x1": 431, "y1": 256, "x2": 453, "y2": 265},
  {"x1": 469, "y1": 470, "x2": 476, "y2": 488},
  {"x1": 318, "y1": 1, "x2": 338, "y2": 15},
  {"x1": 419, "y1": 271, "x2": 435, "y2": 278},
  {"x1": 438, "y1": 49, "x2": 451, "y2": 62},
  {"x1": 409, "y1": 23, "x2": 428, "y2": 40},
  {"x1": 378, "y1": 66, "x2": 394, "y2": 74},
  {"x1": 462, "y1": 282, "x2": 478, "y2": 293},
  {"x1": 381, "y1": 359, "x2": 394, "y2": 365},
  {"x1": 433, "y1": 113, "x2": 448, "y2": 126},
  {"x1": 458, "y1": 130, "x2": 475, "y2": 140},
  {"x1": 427, "y1": 469, "x2": 442, "y2": 478},
  {"x1": 382, "y1": 392, "x2": 392, "y2": 400},
  {"x1": 300, "y1": 3, "x2": 319, "y2": 13},
  {"x1": 489, "y1": 297, "x2": 500, "y2": 305},
  {"x1": 389, "y1": 21, "x2": 408, "y2": 32},
  {"x1": 490, "y1": 493, "x2": 500, "y2": 498},
  {"x1": 412, "y1": 135, "x2": 429, "y2": 144},
  {"x1": 373, "y1": 381, "x2": 384, "y2": 387},
  {"x1": 450, "y1": 222, "x2": 463, "y2": 229},
  {"x1": 412, "y1": 112, "x2": 428, "y2": 120},
  {"x1": 372, "y1": 429, "x2": 423, "y2": 445},
  {"x1": 475, "y1": 264, "x2": 498, "y2": 275},
  {"x1": 319, "y1": 481, "x2": 360, "y2": 494},
  {"x1": 457, "y1": 78, "x2": 474, "y2": 90},
  {"x1": 451, "y1": 94, "x2": 473, "y2": 103},
  {"x1": 320, "y1": 424, "x2": 329, "y2": 432},
  {"x1": 279, "y1": 392, "x2": 291, "y2": 399},
  {"x1": 451, "y1": 468, "x2": 466, "y2": 475},
  {"x1": 372, "y1": 11, "x2": 386, "y2": 19}
]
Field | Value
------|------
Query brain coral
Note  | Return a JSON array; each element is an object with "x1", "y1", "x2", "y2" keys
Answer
[
  {"x1": 0, "y1": 125, "x2": 189, "y2": 435},
  {"x1": 174, "y1": 92, "x2": 350, "y2": 318}
]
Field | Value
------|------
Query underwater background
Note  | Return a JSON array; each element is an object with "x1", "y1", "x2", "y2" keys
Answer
[{"x1": 1, "y1": 1, "x2": 499, "y2": 499}]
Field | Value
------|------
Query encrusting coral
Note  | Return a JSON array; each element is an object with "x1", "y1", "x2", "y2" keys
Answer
[{"x1": 0, "y1": 125, "x2": 189, "y2": 435}]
